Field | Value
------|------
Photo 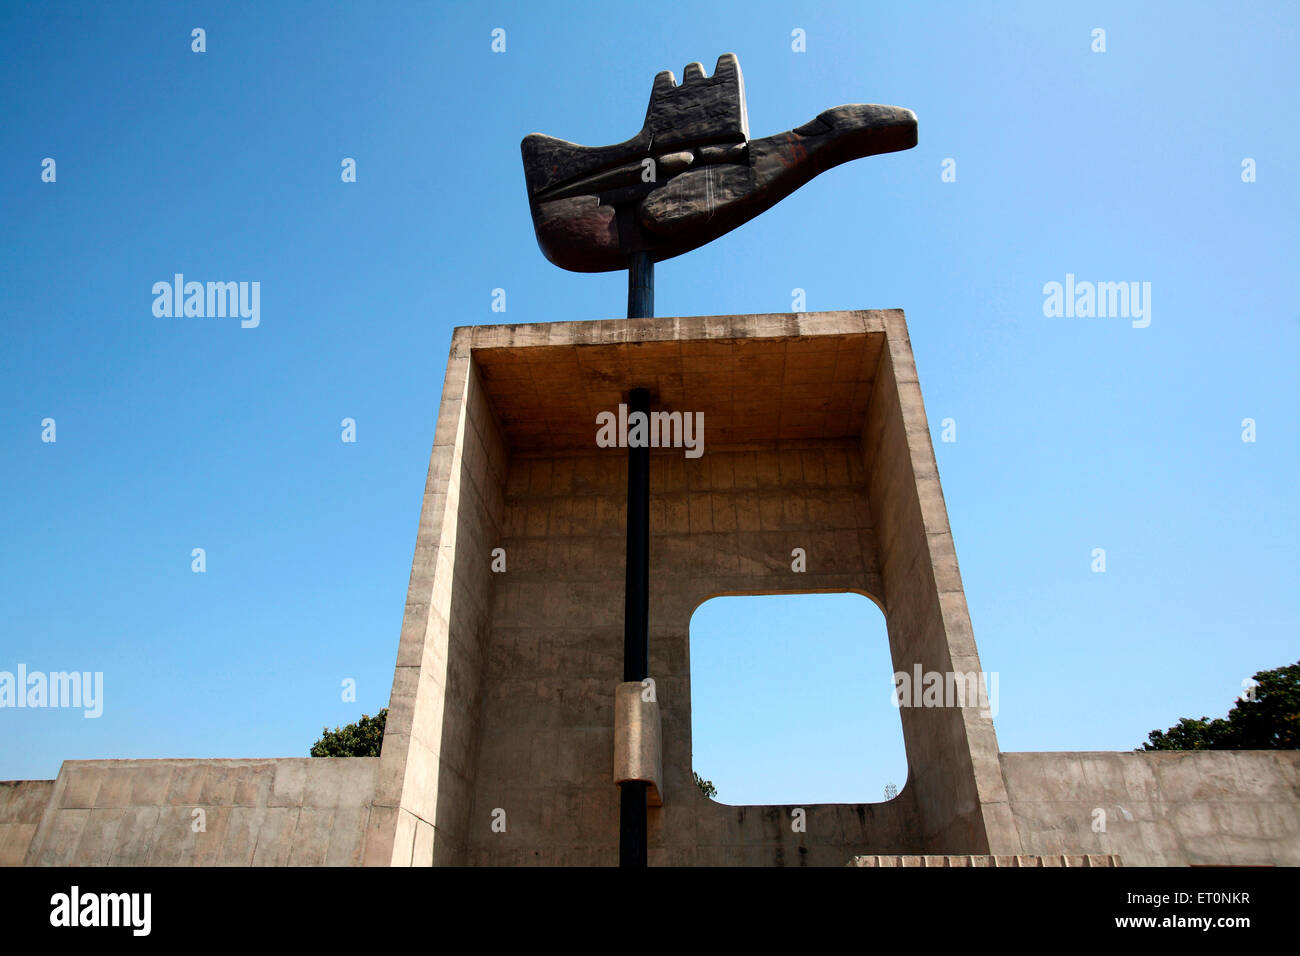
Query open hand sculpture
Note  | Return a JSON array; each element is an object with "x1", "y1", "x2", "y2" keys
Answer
[{"x1": 521, "y1": 53, "x2": 918, "y2": 273}]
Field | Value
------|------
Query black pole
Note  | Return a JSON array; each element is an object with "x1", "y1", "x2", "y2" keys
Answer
[
  {"x1": 620, "y1": 254, "x2": 652, "y2": 868},
  {"x1": 619, "y1": 385, "x2": 650, "y2": 867},
  {"x1": 627, "y1": 251, "x2": 653, "y2": 319},
  {"x1": 623, "y1": 385, "x2": 651, "y2": 684}
]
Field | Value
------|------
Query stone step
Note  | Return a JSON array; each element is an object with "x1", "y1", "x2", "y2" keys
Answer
[{"x1": 847, "y1": 854, "x2": 1123, "y2": 867}]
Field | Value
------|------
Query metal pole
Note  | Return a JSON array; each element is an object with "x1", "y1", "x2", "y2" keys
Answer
[
  {"x1": 620, "y1": 253, "x2": 652, "y2": 867},
  {"x1": 627, "y1": 251, "x2": 654, "y2": 319},
  {"x1": 623, "y1": 385, "x2": 651, "y2": 684}
]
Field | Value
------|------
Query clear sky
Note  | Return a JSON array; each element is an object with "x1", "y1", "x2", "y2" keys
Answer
[{"x1": 1, "y1": 2, "x2": 1296, "y2": 801}]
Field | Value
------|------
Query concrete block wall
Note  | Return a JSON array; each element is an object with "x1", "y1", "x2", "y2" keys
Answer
[
  {"x1": 19, "y1": 758, "x2": 377, "y2": 866},
  {"x1": 422, "y1": 310, "x2": 1010, "y2": 864},
  {"x1": 862, "y1": 318, "x2": 1019, "y2": 855},
  {"x1": 372, "y1": 348, "x2": 509, "y2": 866},
  {"x1": 1001, "y1": 750, "x2": 1300, "y2": 865},
  {"x1": 467, "y1": 438, "x2": 919, "y2": 865},
  {"x1": 0, "y1": 780, "x2": 54, "y2": 866}
]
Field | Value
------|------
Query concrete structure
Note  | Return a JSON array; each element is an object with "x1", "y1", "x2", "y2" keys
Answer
[
  {"x1": 1003, "y1": 750, "x2": 1299, "y2": 865},
  {"x1": 4, "y1": 310, "x2": 1297, "y2": 866},
  {"x1": 9, "y1": 759, "x2": 378, "y2": 866}
]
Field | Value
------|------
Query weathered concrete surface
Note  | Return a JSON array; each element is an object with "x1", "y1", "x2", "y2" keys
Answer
[
  {"x1": 19, "y1": 758, "x2": 377, "y2": 866},
  {"x1": 375, "y1": 309, "x2": 1297, "y2": 866},
  {"x1": 0, "y1": 780, "x2": 54, "y2": 866},
  {"x1": 365, "y1": 350, "x2": 509, "y2": 867},
  {"x1": 6, "y1": 310, "x2": 1295, "y2": 867},
  {"x1": 1001, "y1": 751, "x2": 1300, "y2": 866},
  {"x1": 377, "y1": 310, "x2": 1014, "y2": 866}
]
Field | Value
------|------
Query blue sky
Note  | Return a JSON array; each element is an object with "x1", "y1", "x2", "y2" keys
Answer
[{"x1": 1, "y1": 2, "x2": 1296, "y2": 802}]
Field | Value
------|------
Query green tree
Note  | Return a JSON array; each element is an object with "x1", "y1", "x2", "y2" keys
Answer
[
  {"x1": 311, "y1": 708, "x2": 387, "y2": 757},
  {"x1": 1141, "y1": 661, "x2": 1299, "y2": 751},
  {"x1": 694, "y1": 772, "x2": 717, "y2": 798}
]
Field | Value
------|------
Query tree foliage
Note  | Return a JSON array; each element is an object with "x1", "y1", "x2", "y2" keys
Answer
[
  {"x1": 694, "y1": 772, "x2": 717, "y2": 798},
  {"x1": 310, "y1": 708, "x2": 387, "y2": 757},
  {"x1": 1141, "y1": 662, "x2": 1299, "y2": 751}
]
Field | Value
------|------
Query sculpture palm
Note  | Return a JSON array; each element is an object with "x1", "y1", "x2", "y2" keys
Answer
[{"x1": 521, "y1": 53, "x2": 918, "y2": 273}]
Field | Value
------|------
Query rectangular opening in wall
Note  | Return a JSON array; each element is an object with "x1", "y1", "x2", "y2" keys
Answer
[{"x1": 689, "y1": 591, "x2": 906, "y2": 806}]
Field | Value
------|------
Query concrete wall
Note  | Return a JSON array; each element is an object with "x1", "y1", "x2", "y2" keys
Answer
[
  {"x1": 20, "y1": 758, "x2": 377, "y2": 866},
  {"x1": 1001, "y1": 750, "x2": 1300, "y2": 866},
  {"x1": 375, "y1": 310, "x2": 1299, "y2": 866},
  {"x1": 371, "y1": 350, "x2": 509, "y2": 866},
  {"x1": 861, "y1": 319, "x2": 1018, "y2": 855},
  {"x1": 8, "y1": 312, "x2": 1295, "y2": 868},
  {"x1": 0, "y1": 780, "x2": 54, "y2": 866},
  {"x1": 468, "y1": 437, "x2": 919, "y2": 865},
  {"x1": 393, "y1": 310, "x2": 1016, "y2": 865}
]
